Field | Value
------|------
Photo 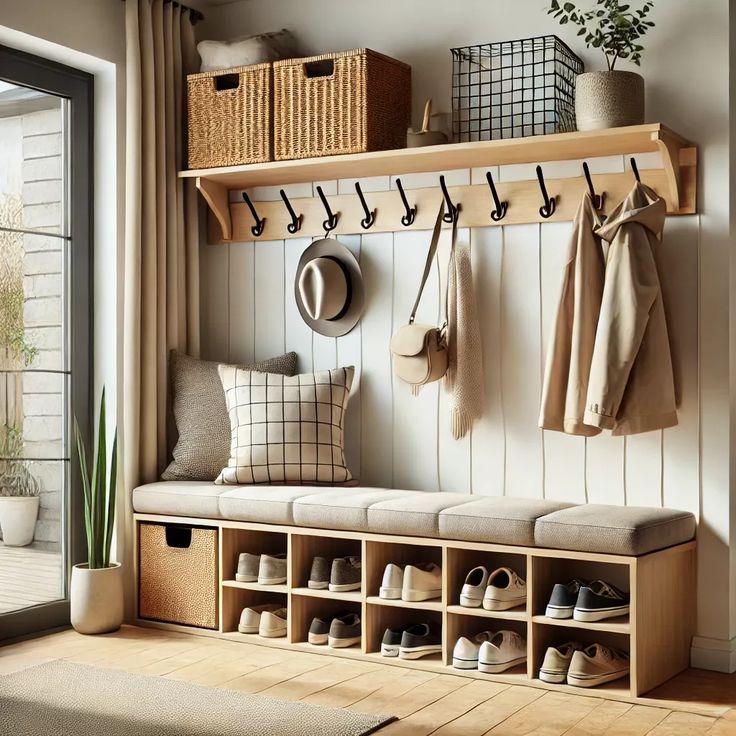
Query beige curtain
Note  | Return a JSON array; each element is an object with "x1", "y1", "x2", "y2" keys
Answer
[{"x1": 122, "y1": 0, "x2": 200, "y2": 613}]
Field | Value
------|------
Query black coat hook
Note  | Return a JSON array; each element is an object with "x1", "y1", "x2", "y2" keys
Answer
[
  {"x1": 395, "y1": 178, "x2": 416, "y2": 226},
  {"x1": 485, "y1": 171, "x2": 508, "y2": 222},
  {"x1": 630, "y1": 157, "x2": 642, "y2": 183},
  {"x1": 354, "y1": 181, "x2": 376, "y2": 229},
  {"x1": 279, "y1": 189, "x2": 303, "y2": 234},
  {"x1": 316, "y1": 185, "x2": 339, "y2": 234},
  {"x1": 536, "y1": 165, "x2": 556, "y2": 219},
  {"x1": 242, "y1": 192, "x2": 266, "y2": 237},
  {"x1": 582, "y1": 162, "x2": 604, "y2": 210},
  {"x1": 439, "y1": 175, "x2": 461, "y2": 224}
]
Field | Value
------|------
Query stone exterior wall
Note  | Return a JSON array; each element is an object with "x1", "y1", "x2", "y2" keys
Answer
[{"x1": 21, "y1": 108, "x2": 64, "y2": 549}]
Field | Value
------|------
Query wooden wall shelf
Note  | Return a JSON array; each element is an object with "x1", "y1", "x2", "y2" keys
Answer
[{"x1": 180, "y1": 124, "x2": 697, "y2": 243}]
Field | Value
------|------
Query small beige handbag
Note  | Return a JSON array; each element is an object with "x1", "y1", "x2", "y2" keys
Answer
[{"x1": 390, "y1": 203, "x2": 449, "y2": 390}]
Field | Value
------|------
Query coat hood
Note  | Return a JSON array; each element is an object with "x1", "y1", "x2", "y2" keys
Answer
[{"x1": 595, "y1": 182, "x2": 666, "y2": 243}]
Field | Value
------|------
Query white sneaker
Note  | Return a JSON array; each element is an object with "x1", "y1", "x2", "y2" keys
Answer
[
  {"x1": 379, "y1": 563, "x2": 404, "y2": 599},
  {"x1": 257, "y1": 553, "x2": 287, "y2": 585},
  {"x1": 459, "y1": 566, "x2": 489, "y2": 608},
  {"x1": 567, "y1": 644, "x2": 630, "y2": 688},
  {"x1": 237, "y1": 603, "x2": 281, "y2": 634},
  {"x1": 402, "y1": 563, "x2": 442, "y2": 602},
  {"x1": 478, "y1": 630, "x2": 527, "y2": 673},
  {"x1": 258, "y1": 607, "x2": 288, "y2": 638},
  {"x1": 483, "y1": 567, "x2": 526, "y2": 611},
  {"x1": 452, "y1": 631, "x2": 493, "y2": 669},
  {"x1": 539, "y1": 641, "x2": 584, "y2": 683}
]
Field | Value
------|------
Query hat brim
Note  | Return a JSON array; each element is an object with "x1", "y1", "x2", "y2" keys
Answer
[{"x1": 294, "y1": 238, "x2": 365, "y2": 337}]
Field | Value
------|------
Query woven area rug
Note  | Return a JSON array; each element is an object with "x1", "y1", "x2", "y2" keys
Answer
[{"x1": 0, "y1": 660, "x2": 396, "y2": 736}]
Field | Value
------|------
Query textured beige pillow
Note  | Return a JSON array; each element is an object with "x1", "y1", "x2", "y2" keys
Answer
[
  {"x1": 162, "y1": 351, "x2": 297, "y2": 482},
  {"x1": 197, "y1": 29, "x2": 300, "y2": 73},
  {"x1": 216, "y1": 366, "x2": 354, "y2": 485}
]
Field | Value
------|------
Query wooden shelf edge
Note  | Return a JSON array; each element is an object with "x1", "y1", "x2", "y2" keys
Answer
[
  {"x1": 180, "y1": 124, "x2": 686, "y2": 187},
  {"x1": 222, "y1": 580, "x2": 289, "y2": 594},
  {"x1": 531, "y1": 614, "x2": 631, "y2": 634},
  {"x1": 447, "y1": 604, "x2": 528, "y2": 621}
]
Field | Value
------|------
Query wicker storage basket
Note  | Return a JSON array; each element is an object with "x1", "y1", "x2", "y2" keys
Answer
[
  {"x1": 273, "y1": 48, "x2": 411, "y2": 160},
  {"x1": 187, "y1": 63, "x2": 272, "y2": 169},
  {"x1": 138, "y1": 523, "x2": 218, "y2": 629}
]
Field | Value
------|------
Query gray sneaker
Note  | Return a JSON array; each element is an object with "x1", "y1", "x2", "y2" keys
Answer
[
  {"x1": 257, "y1": 553, "x2": 287, "y2": 585},
  {"x1": 308, "y1": 557, "x2": 330, "y2": 590},
  {"x1": 328, "y1": 613, "x2": 361, "y2": 648},
  {"x1": 235, "y1": 552, "x2": 260, "y2": 582},
  {"x1": 308, "y1": 615, "x2": 332, "y2": 645},
  {"x1": 329, "y1": 556, "x2": 362, "y2": 592}
]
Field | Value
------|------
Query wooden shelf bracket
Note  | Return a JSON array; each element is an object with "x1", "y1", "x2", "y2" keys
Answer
[{"x1": 196, "y1": 177, "x2": 232, "y2": 242}]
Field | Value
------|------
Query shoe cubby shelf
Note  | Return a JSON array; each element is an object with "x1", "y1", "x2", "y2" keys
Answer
[
  {"x1": 134, "y1": 513, "x2": 696, "y2": 702},
  {"x1": 180, "y1": 124, "x2": 697, "y2": 243}
]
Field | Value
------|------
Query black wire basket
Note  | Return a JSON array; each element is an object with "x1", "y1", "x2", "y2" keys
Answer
[{"x1": 451, "y1": 35, "x2": 584, "y2": 141}]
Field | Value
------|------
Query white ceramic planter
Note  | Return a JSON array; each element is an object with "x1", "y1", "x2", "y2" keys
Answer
[
  {"x1": 70, "y1": 562, "x2": 124, "y2": 634},
  {"x1": 0, "y1": 496, "x2": 39, "y2": 546},
  {"x1": 575, "y1": 71, "x2": 645, "y2": 131}
]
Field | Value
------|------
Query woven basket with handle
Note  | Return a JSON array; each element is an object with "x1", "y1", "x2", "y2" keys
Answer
[
  {"x1": 273, "y1": 48, "x2": 411, "y2": 160},
  {"x1": 138, "y1": 523, "x2": 218, "y2": 629},
  {"x1": 187, "y1": 63, "x2": 272, "y2": 169}
]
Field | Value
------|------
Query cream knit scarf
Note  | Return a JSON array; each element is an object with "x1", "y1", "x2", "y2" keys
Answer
[{"x1": 444, "y1": 233, "x2": 485, "y2": 439}]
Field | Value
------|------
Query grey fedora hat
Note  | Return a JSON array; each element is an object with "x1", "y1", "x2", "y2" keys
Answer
[{"x1": 295, "y1": 238, "x2": 364, "y2": 337}]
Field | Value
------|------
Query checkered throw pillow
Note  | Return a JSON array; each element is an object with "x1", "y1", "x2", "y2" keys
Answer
[{"x1": 215, "y1": 366, "x2": 354, "y2": 485}]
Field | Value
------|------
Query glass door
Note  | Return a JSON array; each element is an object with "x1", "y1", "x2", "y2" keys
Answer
[{"x1": 0, "y1": 45, "x2": 91, "y2": 641}]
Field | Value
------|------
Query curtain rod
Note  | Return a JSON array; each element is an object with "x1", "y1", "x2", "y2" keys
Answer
[{"x1": 120, "y1": 0, "x2": 205, "y2": 25}]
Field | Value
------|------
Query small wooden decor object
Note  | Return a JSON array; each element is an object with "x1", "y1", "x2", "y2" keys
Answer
[
  {"x1": 138, "y1": 522, "x2": 218, "y2": 629},
  {"x1": 187, "y1": 63, "x2": 272, "y2": 169},
  {"x1": 273, "y1": 48, "x2": 411, "y2": 160}
]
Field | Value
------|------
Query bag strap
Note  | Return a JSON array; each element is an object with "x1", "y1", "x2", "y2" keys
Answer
[
  {"x1": 409, "y1": 202, "x2": 445, "y2": 324},
  {"x1": 442, "y1": 215, "x2": 459, "y2": 328}
]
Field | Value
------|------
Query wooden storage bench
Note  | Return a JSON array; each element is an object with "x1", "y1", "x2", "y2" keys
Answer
[{"x1": 134, "y1": 510, "x2": 695, "y2": 700}]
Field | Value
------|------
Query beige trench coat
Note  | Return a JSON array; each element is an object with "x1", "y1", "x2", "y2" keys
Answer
[
  {"x1": 539, "y1": 193, "x2": 605, "y2": 436},
  {"x1": 584, "y1": 183, "x2": 677, "y2": 435}
]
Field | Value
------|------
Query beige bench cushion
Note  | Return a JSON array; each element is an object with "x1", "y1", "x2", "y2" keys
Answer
[
  {"x1": 218, "y1": 486, "x2": 339, "y2": 525},
  {"x1": 535, "y1": 504, "x2": 696, "y2": 555},
  {"x1": 439, "y1": 496, "x2": 575, "y2": 546},
  {"x1": 368, "y1": 492, "x2": 478, "y2": 537},
  {"x1": 132, "y1": 482, "x2": 227, "y2": 519},
  {"x1": 293, "y1": 489, "x2": 415, "y2": 531}
]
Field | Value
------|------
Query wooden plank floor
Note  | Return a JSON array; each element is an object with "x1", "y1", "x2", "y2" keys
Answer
[
  {"x1": 1, "y1": 626, "x2": 734, "y2": 735},
  {"x1": 0, "y1": 542, "x2": 62, "y2": 614}
]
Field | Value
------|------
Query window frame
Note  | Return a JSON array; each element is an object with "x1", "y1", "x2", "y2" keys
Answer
[{"x1": 0, "y1": 43, "x2": 93, "y2": 641}]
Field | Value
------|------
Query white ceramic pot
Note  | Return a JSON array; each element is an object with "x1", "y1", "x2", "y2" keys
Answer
[
  {"x1": 70, "y1": 562, "x2": 124, "y2": 634},
  {"x1": 575, "y1": 71, "x2": 645, "y2": 131},
  {"x1": 0, "y1": 496, "x2": 39, "y2": 546}
]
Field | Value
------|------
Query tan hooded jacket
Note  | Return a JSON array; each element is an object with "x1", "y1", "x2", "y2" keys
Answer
[
  {"x1": 539, "y1": 193, "x2": 605, "y2": 436},
  {"x1": 584, "y1": 183, "x2": 677, "y2": 435}
]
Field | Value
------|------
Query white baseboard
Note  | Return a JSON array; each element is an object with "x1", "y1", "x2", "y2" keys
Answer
[{"x1": 690, "y1": 635, "x2": 736, "y2": 673}]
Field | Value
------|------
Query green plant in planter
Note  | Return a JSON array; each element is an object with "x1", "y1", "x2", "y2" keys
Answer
[
  {"x1": 0, "y1": 425, "x2": 41, "y2": 498},
  {"x1": 547, "y1": 0, "x2": 655, "y2": 70},
  {"x1": 74, "y1": 388, "x2": 117, "y2": 569}
]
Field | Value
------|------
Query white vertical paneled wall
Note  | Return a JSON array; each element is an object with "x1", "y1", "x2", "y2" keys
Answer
[{"x1": 200, "y1": 155, "x2": 700, "y2": 517}]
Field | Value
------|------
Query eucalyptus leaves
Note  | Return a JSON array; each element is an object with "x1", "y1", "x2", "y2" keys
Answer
[{"x1": 548, "y1": 0, "x2": 655, "y2": 70}]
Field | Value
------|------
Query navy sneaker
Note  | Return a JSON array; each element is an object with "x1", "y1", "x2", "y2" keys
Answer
[
  {"x1": 573, "y1": 580, "x2": 630, "y2": 622},
  {"x1": 545, "y1": 579, "x2": 587, "y2": 619}
]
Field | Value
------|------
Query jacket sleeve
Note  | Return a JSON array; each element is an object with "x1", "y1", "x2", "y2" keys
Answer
[{"x1": 583, "y1": 226, "x2": 660, "y2": 429}]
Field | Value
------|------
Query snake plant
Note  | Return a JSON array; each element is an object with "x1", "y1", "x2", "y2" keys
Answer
[{"x1": 74, "y1": 388, "x2": 118, "y2": 569}]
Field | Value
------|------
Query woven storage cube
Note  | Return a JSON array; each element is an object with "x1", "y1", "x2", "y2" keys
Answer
[
  {"x1": 138, "y1": 522, "x2": 218, "y2": 629},
  {"x1": 187, "y1": 63, "x2": 272, "y2": 169},
  {"x1": 274, "y1": 48, "x2": 411, "y2": 160}
]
